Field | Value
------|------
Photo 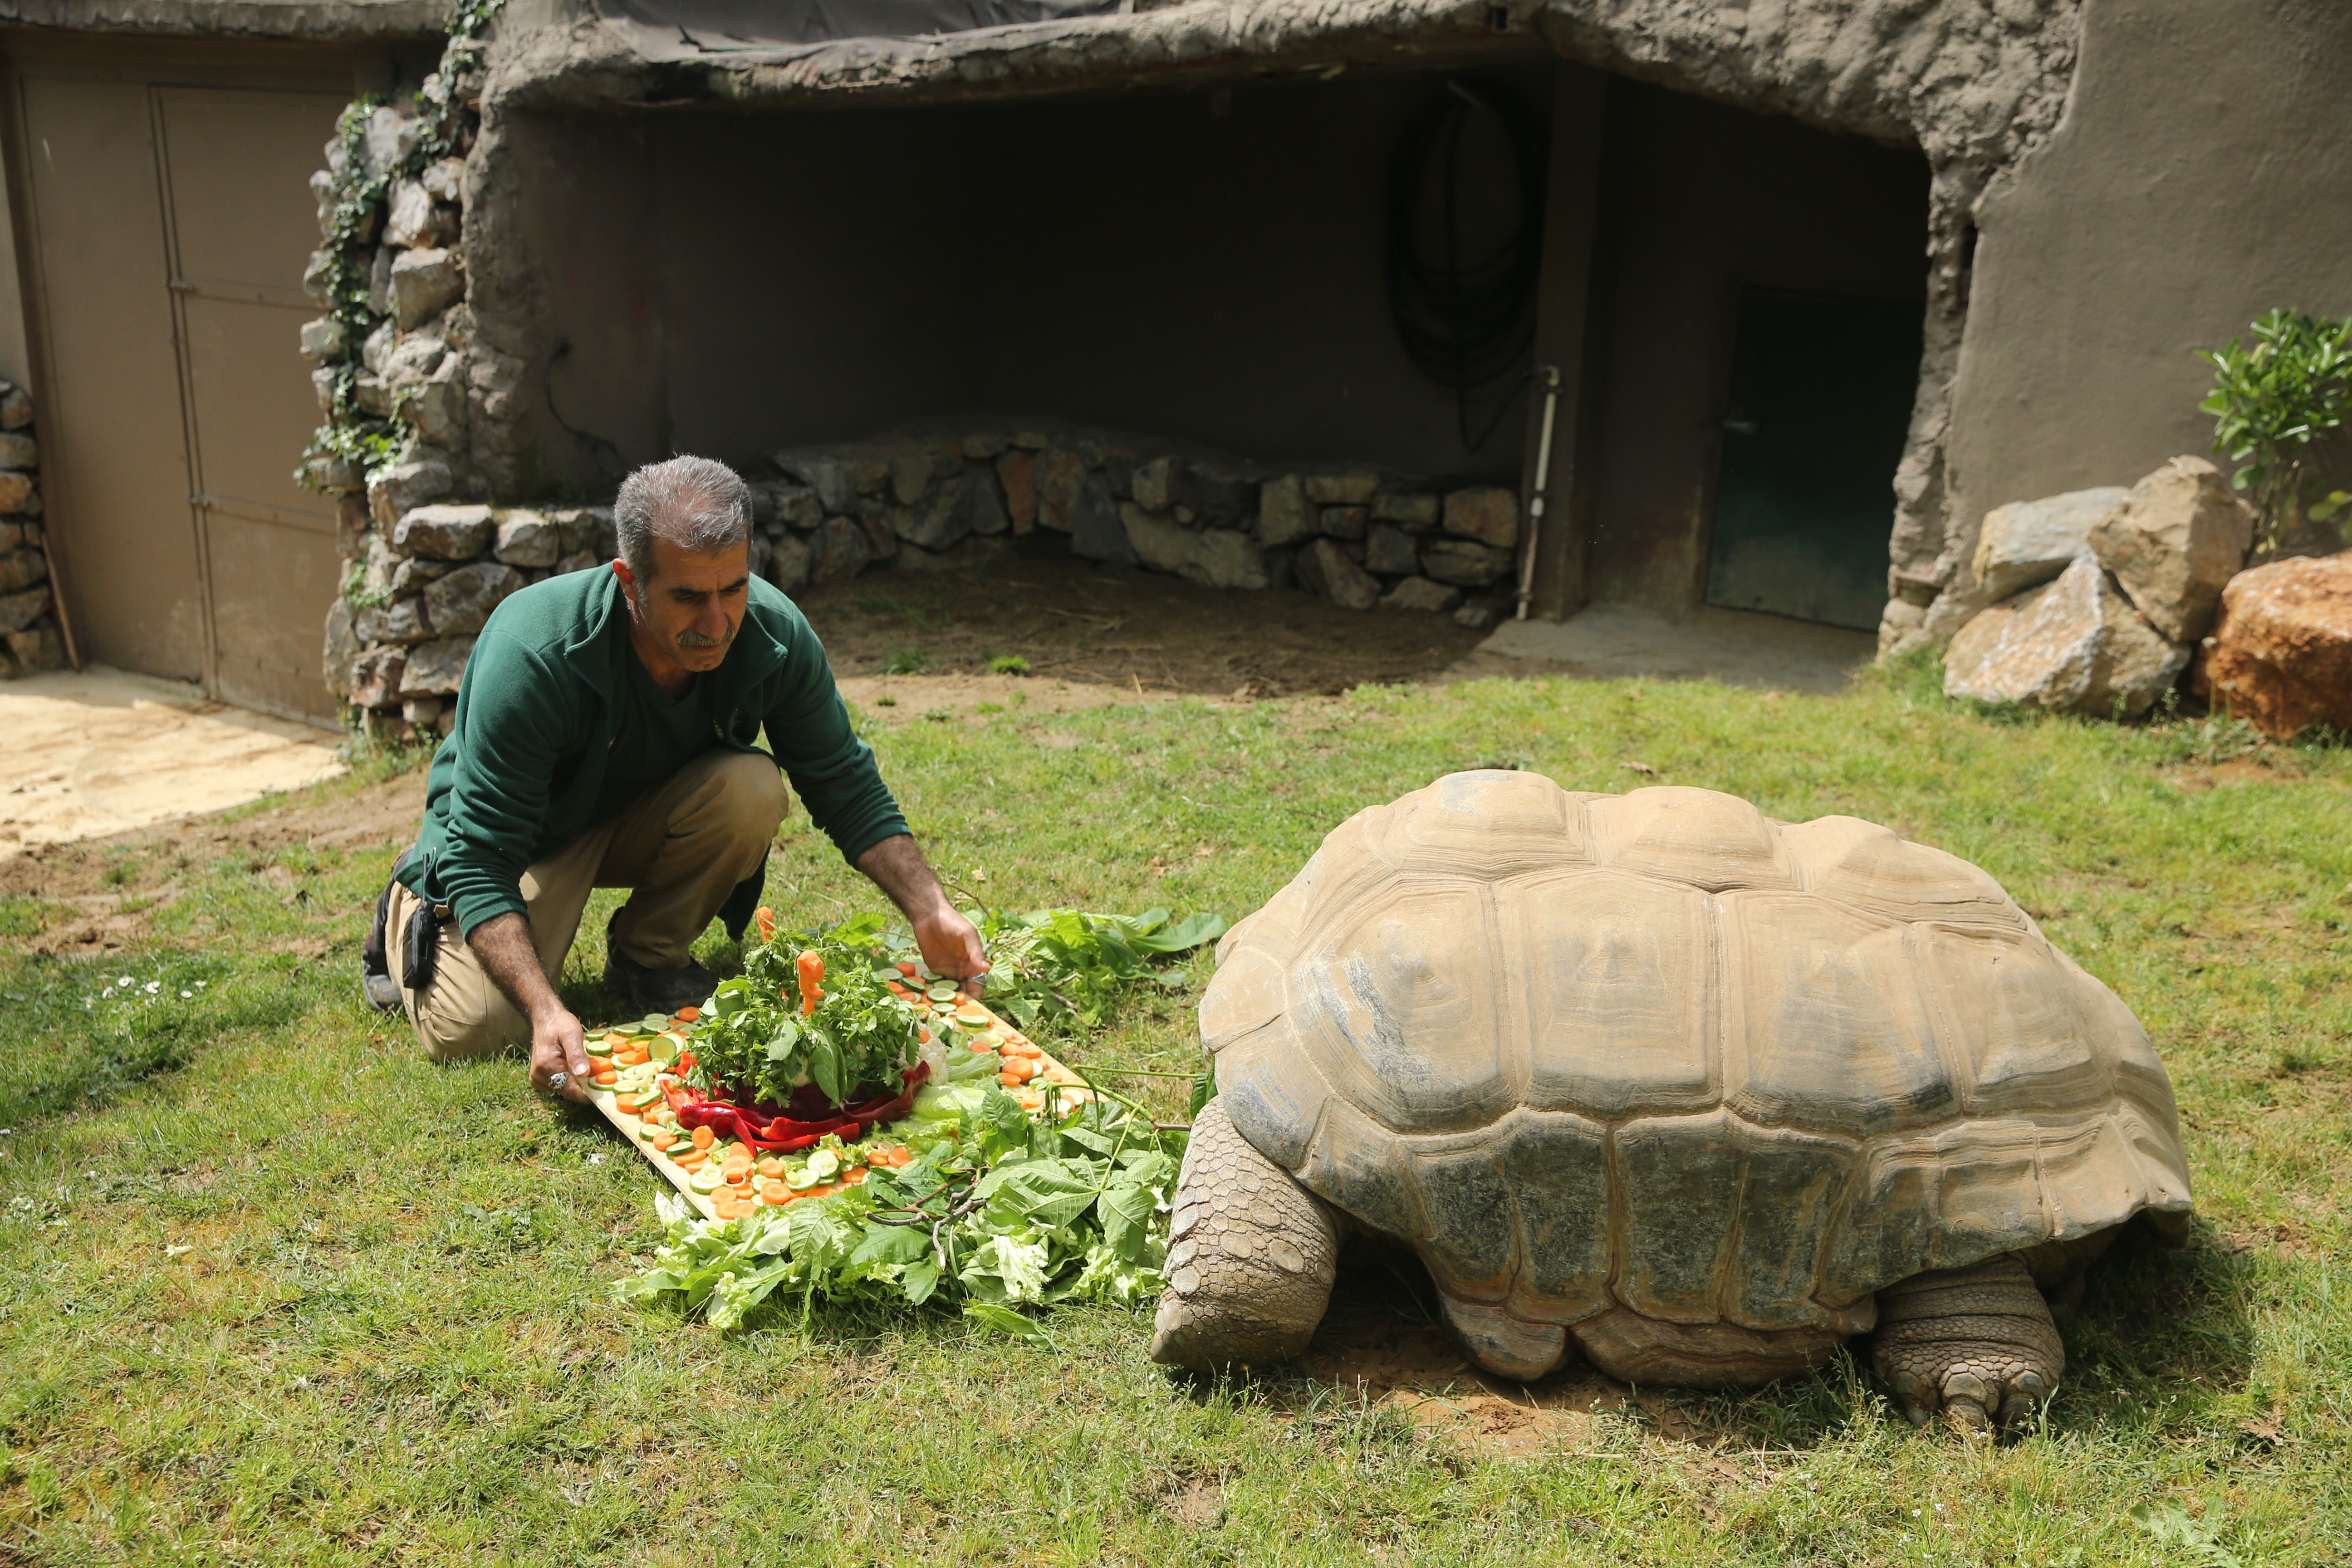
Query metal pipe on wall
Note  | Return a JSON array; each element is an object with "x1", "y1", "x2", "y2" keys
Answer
[{"x1": 1515, "y1": 363, "x2": 1560, "y2": 620}]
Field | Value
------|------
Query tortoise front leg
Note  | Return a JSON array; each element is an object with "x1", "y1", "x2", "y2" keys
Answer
[
  {"x1": 1149, "y1": 1097, "x2": 1340, "y2": 1372},
  {"x1": 1872, "y1": 1253, "x2": 2065, "y2": 1432}
]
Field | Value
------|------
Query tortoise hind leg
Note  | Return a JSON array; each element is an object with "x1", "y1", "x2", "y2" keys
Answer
[
  {"x1": 1150, "y1": 1097, "x2": 1341, "y2": 1372},
  {"x1": 1872, "y1": 1253, "x2": 2064, "y2": 1432}
]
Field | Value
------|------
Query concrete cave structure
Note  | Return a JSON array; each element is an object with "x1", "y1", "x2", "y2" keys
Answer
[{"x1": 267, "y1": 0, "x2": 2352, "y2": 725}]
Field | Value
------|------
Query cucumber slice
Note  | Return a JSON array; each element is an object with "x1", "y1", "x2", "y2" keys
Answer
[
  {"x1": 640, "y1": 1013, "x2": 671, "y2": 1032},
  {"x1": 651, "y1": 1033, "x2": 683, "y2": 1066},
  {"x1": 926, "y1": 984, "x2": 959, "y2": 1003},
  {"x1": 637, "y1": 1122, "x2": 661, "y2": 1141},
  {"x1": 689, "y1": 1169, "x2": 723, "y2": 1194},
  {"x1": 807, "y1": 1148, "x2": 840, "y2": 1181},
  {"x1": 584, "y1": 1039, "x2": 614, "y2": 1058}
]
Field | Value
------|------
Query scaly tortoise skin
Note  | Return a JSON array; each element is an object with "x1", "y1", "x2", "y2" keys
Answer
[{"x1": 1151, "y1": 774, "x2": 2192, "y2": 1429}]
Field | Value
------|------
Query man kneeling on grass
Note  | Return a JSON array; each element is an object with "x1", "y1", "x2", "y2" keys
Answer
[{"x1": 362, "y1": 454, "x2": 985, "y2": 1102}]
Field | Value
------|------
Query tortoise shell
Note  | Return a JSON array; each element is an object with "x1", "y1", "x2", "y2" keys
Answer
[{"x1": 1201, "y1": 773, "x2": 2192, "y2": 1337}]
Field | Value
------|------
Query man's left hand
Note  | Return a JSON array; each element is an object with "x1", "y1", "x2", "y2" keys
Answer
[
  {"x1": 913, "y1": 905, "x2": 988, "y2": 993},
  {"x1": 856, "y1": 833, "x2": 990, "y2": 992}
]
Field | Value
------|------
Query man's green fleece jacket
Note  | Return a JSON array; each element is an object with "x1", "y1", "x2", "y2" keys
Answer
[{"x1": 395, "y1": 566, "x2": 906, "y2": 938}]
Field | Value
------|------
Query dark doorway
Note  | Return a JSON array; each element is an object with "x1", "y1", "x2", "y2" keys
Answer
[{"x1": 1703, "y1": 288, "x2": 1922, "y2": 630}]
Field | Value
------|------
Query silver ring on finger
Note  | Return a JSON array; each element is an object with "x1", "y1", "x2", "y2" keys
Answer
[{"x1": 547, "y1": 1070, "x2": 570, "y2": 1094}]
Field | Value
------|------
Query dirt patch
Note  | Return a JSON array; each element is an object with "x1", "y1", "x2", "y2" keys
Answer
[
  {"x1": 797, "y1": 545, "x2": 1489, "y2": 699},
  {"x1": 1287, "y1": 1258, "x2": 1712, "y2": 1459},
  {"x1": 2168, "y1": 753, "x2": 2308, "y2": 793},
  {"x1": 0, "y1": 773, "x2": 423, "y2": 953}
]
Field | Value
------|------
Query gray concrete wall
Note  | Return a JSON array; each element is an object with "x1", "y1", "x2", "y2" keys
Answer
[
  {"x1": 503, "y1": 64, "x2": 1553, "y2": 493},
  {"x1": 1582, "y1": 81, "x2": 1931, "y2": 614},
  {"x1": 1928, "y1": 0, "x2": 2352, "y2": 641}
]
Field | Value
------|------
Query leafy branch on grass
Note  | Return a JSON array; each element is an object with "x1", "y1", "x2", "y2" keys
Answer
[{"x1": 2199, "y1": 307, "x2": 2352, "y2": 554}]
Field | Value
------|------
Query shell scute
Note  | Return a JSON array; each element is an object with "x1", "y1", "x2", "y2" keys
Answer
[
  {"x1": 1403, "y1": 1138, "x2": 1520, "y2": 1300},
  {"x1": 1588, "y1": 787, "x2": 1796, "y2": 892},
  {"x1": 1783, "y1": 815, "x2": 2023, "y2": 929},
  {"x1": 1376, "y1": 769, "x2": 1586, "y2": 878},
  {"x1": 1288, "y1": 878, "x2": 1507, "y2": 1132},
  {"x1": 1724, "y1": 896, "x2": 1955, "y2": 1137},
  {"x1": 1918, "y1": 923, "x2": 2110, "y2": 1114},
  {"x1": 1508, "y1": 870, "x2": 1718, "y2": 1118},
  {"x1": 1612, "y1": 1110, "x2": 1747, "y2": 1323},
  {"x1": 1482, "y1": 1110, "x2": 1612, "y2": 1323}
]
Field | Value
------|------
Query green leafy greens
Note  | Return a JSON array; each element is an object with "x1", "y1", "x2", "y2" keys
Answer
[
  {"x1": 973, "y1": 907, "x2": 1228, "y2": 1035},
  {"x1": 615, "y1": 1080, "x2": 1185, "y2": 1331},
  {"x1": 614, "y1": 904, "x2": 1226, "y2": 1332},
  {"x1": 688, "y1": 912, "x2": 922, "y2": 1107}
]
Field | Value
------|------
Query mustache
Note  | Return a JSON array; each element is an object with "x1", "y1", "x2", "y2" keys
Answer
[{"x1": 676, "y1": 627, "x2": 732, "y2": 650}]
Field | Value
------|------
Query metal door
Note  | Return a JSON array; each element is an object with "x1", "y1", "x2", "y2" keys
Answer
[
  {"x1": 156, "y1": 85, "x2": 348, "y2": 721},
  {"x1": 1704, "y1": 288, "x2": 1922, "y2": 631},
  {"x1": 18, "y1": 76, "x2": 208, "y2": 680}
]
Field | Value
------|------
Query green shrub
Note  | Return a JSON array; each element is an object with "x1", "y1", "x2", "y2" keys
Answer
[{"x1": 2199, "y1": 307, "x2": 2352, "y2": 553}]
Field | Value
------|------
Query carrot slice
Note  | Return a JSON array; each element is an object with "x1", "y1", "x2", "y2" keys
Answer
[
  {"x1": 846, "y1": 1168, "x2": 867, "y2": 1186},
  {"x1": 691, "y1": 1125, "x2": 715, "y2": 1150},
  {"x1": 675, "y1": 1006, "x2": 701, "y2": 1023},
  {"x1": 896, "y1": 961, "x2": 918, "y2": 977},
  {"x1": 998, "y1": 1071, "x2": 1023, "y2": 1088}
]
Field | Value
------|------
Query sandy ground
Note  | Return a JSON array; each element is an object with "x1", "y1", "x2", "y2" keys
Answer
[{"x1": 0, "y1": 667, "x2": 346, "y2": 859}]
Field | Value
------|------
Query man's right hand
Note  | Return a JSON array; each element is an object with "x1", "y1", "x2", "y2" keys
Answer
[
  {"x1": 529, "y1": 1004, "x2": 593, "y2": 1102},
  {"x1": 469, "y1": 911, "x2": 593, "y2": 1102}
]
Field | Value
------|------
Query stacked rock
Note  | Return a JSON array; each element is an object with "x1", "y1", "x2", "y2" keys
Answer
[
  {"x1": 1944, "y1": 456, "x2": 2254, "y2": 717},
  {"x1": 324, "y1": 503, "x2": 613, "y2": 742},
  {"x1": 760, "y1": 424, "x2": 1517, "y2": 627},
  {"x1": 0, "y1": 381, "x2": 63, "y2": 677}
]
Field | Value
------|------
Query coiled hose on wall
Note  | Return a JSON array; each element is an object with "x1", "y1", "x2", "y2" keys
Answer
[{"x1": 1384, "y1": 79, "x2": 1547, "y2": 451}]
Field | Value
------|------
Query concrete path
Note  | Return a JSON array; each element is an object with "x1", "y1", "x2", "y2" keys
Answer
[
  {"x1": 1471, "y1": 603, "x2": 1877, "y2": 693},
  {"x1": 0, "y1": 667, "x2": 346, "y2": 858}
]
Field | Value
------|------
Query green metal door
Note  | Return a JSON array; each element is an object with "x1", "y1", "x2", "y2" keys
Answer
[{"x1": 1704, "y1": 288, "x2": 1921, "y2": 630}]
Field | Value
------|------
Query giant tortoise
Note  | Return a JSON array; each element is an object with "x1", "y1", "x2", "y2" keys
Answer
[{"x1": 1151, "y1": 774, "x2": 2192, "y2": 1429}]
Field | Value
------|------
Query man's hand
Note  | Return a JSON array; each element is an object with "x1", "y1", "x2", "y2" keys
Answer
[
  {"x1": 911, "y1": 906, "x2": 988, "y2": 994},
  {"x1": 470, "y1": 911, "x2": 593, "y2": 1102},
  {"x1": 527, "y1": 1004, "x2": 594, "y2": 1103},
  {"x1": 856, "y1": 833, "x2": 989, "y2": 992}
]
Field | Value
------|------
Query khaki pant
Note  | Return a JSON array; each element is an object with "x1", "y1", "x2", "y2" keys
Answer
[{"x1": 387, "y1": 749, "x2": 786, "y2": 1061}]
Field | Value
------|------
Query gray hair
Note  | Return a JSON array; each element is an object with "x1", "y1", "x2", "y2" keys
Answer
[{"x1": 613, "y1": 455, "x2": 752, "y2": 588}]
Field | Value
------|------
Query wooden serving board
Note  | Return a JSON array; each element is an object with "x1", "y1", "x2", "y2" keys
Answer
[{"x1": 590, "y1": 995, "x2": 1091, "y2": 1223}]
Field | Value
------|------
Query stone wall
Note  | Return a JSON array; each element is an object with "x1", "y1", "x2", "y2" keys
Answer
[
  {"x1": 324, "y1": 421, "x2": 1521, "y2": 730},
  {"x1": 323, "y1": 500, "x2": 612, "y2": 742},
  {"x1": 0, "y1": 382, "x2": 64, "y2": 678},
  {"x1": 760, "y1": 426, "x2": 1520, "y2": 623}
]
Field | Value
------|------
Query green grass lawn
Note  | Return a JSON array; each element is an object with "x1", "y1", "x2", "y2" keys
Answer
[{"x1": 1, "y1": 653, "x2": 2347, "y2": 1565}]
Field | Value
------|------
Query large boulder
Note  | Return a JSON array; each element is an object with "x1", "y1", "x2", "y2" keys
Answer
[
  {"x1": 1069, "y1": 474, "x2": 1133, "y2": 564},
  {"x1": 1442, "y1": 487, "x2": 1519, "y2": 549},
  {"x1": 891, "y1": 474, "x2": 975, "y2": 554},
  {"x1": 1944, "y1": 555, "x2": 2187, "y2": 717},
  {"x1": 1295, "y1": 538, "x2": 1380, "y2": 610},
  {"x1": 1421, "y1": 538, "x2": 1513, "y2": 588},
  {"x1": 1254, "y1": 475, "x2": 1316, "y2": 548},
  {"x1": 399, "y1": 636, "x2": 475, "y2": 699},
  {"x1": 392, "y1": 501, "x2": 491, "y2": 559},
  {"x1": 1970, "y1": 485, "x2": 2129, "y2": 602},
  {"x1": 1121, "y1": 505, "x2": 1268, "y2": 590},
  {"x1": 2196, "y1": 551, "x2": 2352, "y2": 739},
  {"x1": 2087, "y1": 456, "x2": 2254, "y2": 643},
  {"x1": 422, "y1": 561, "x2": 524, "y2": 636}
]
